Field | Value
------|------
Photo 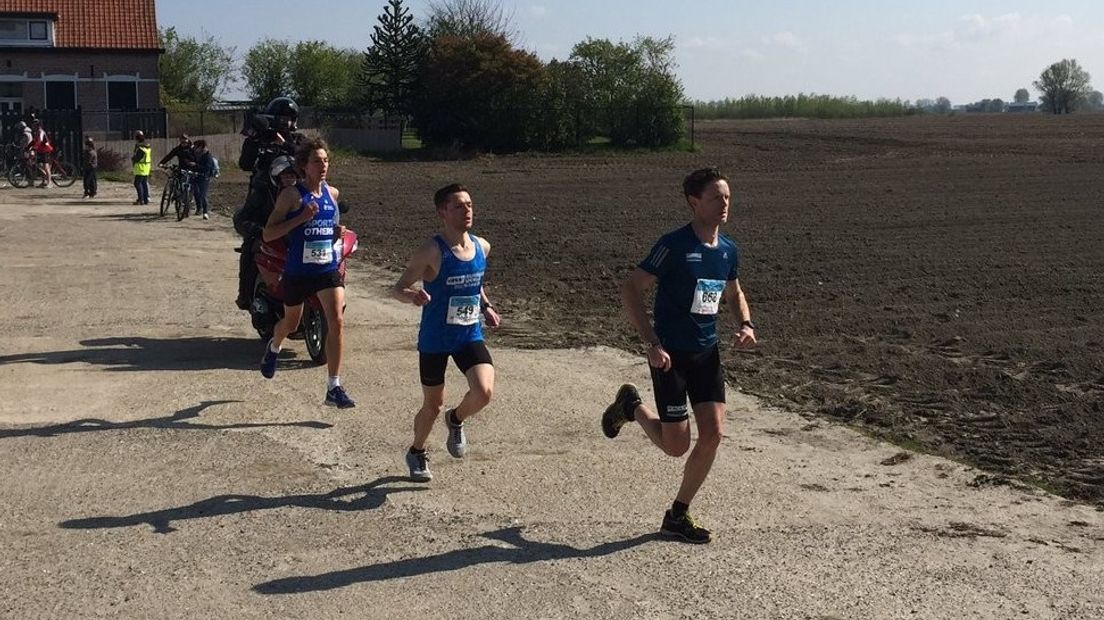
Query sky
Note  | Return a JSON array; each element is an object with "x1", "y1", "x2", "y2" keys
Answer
[{"x1": 154, "y1": 0, "x2": 1104, "y2": 104}]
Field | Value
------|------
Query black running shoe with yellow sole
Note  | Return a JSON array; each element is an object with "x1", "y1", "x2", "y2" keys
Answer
[
  {"x1": 602, "y1": 383, "x2": 642, "y2": 439},
  {"x1": 660, "y1": 510, "x2": 712, "y2": 544}
]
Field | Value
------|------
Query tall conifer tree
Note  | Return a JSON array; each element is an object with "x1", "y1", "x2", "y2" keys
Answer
[{"x1": 361, "y1": 0, "x2": 426, "y2": 117}]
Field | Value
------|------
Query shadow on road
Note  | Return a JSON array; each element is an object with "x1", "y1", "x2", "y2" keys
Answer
[
  {"x1": 0, "y1": 336, "x2": 313, "y2": 372},
  {"x1": 0, "y1": 399, "x2": 331, "y2": 440},
  {"x1": 254, "y1": 527, "x2": 659, "y2": 594},
  {"x1": 59, "y1": 476, "x2": 422, "y2": 535},
  {"x1": 89, "y1": 211, "x2": 166, "y2": 222}
]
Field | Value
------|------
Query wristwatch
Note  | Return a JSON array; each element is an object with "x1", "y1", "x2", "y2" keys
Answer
[{"x1": 740, "y1": 320, "x2": 756, "y2": 330}]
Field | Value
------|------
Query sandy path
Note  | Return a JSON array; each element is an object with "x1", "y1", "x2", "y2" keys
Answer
[{"x1": 0, "y1": 182, "x2": 1102, "y2": 619}]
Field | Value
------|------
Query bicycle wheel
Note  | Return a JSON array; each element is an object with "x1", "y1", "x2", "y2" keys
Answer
[
  {"x1": 50, "y1": 160, "x2": 77, "y2": 187},
  {"x1": 177, "y1": 181, "x2": 193, "y2": 220},
  {"x1": 159, "y1": 180, "x2": 174, "y2": 217},
  {"x1": 174, "y1": 184, "x2": 185, "y2": 220},
  {"x1": 8, "y1": 163, "x2": 32, "y2": 188}
]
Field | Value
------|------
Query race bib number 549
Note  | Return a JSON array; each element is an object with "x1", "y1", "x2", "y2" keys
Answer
[
  {"x1": 690, "y1": 279, "x2": 725, "y2": 315},
  {"x1": 447, "y1": 295, "x2": 480, "y2": 326}
]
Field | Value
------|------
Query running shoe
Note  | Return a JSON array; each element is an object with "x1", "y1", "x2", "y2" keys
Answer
[
  {"x1": 406, "y1": 450, "x2": 432, "y2": 482},
  {"x1": 325, "y1": 386, "x2": 356, "y2": 409},
  {"x1": 260, "y1": 339, "x2": 279, "y2": 379},
  {"x1": 660, "y1": 510, "x2": 712, "y2": 544},
  {"x1": 444, "y1": 408, "x2": 467, "y2": 458},
  {"x1": 602, "y1": 383, "x2": 641, "y2": 438}
]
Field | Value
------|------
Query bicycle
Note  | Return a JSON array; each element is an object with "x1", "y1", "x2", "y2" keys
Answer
[
  {"x1": 0, "y1": 143, "x2": 23, "y2": 189},
  {"x1": 158, "y1": 165, "x2": 196, "y2": 221},
  {"x1": 7, "y1": 150, "x2": 77, "y2": 188}
]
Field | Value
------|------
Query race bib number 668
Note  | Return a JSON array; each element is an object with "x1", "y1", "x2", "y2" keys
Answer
[{"x1": 690, "y1": 279, "x2": 725, "y2": 315}]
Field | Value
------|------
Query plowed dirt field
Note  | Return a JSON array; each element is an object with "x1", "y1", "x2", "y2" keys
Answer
[{"x1": 215, "y1": 114, "x2": 1104, "y2": 502}]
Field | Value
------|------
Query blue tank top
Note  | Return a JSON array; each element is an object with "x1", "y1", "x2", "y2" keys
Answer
[
  {"x1": 284, "y1": 182, "x2": 340, "y2": 277},
  {"x1": 418, "y1": 234, "x2": 486, "y2": 353}
]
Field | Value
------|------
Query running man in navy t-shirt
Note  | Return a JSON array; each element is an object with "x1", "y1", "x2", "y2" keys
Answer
[
  {"x1": 392, "y1": 184, "x2": 501, "y2": 482},
  {"x1": 602, "y1": 168, "x2": 757, "y2": 544}
]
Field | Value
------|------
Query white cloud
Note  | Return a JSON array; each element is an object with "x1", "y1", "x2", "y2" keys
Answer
[
  {"x1": 685, "y1": 36, "x2": 734, "y2": 51},
  {"x1": 767, "y1": 31, "x2": 804, "y2": 51},
  {"x1": 896, "y1": 12, "x2": 1076, "y2": 51},
  {"x1": 529, "y1": 5, "x2": 547, "y2": 18},
  {"x1": 741, "y1": 48, "x2": 765, "y2": 62}
]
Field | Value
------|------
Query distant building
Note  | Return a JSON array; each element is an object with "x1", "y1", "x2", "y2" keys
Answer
[
  {"x1": 1007, "y1": 102, "x2": 1038, "y2": 113},
  {"x1": 0, "y1": 0, "x2": 160, "y2": 131}
]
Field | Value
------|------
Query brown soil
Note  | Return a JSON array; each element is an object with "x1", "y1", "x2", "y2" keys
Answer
[{"x1": 213, "y1": 114, "x2": 1104, "y2": 503}]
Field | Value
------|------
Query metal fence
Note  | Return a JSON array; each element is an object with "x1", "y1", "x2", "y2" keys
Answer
[{"x1": 1, "y1": 108, "x2": 83, "y2": 165}]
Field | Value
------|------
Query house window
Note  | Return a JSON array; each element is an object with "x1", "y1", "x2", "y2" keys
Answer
[
  {"x1": 45, "y1": 81, "x2": 76, "y2": 109},
  {"x1": 0, "y1": 20, "x2": 23, "y2": 40},
  {"x1": 0, "y1": 18, "x2": 53, "y2": 45},
  {"x1": 108, "y1": 82, "x2": 138, "y2": 110}
]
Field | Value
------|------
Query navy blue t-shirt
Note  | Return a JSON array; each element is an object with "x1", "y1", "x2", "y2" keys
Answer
[{"x1": 639, "y1": 224, "x2": 740, "y2": 351}]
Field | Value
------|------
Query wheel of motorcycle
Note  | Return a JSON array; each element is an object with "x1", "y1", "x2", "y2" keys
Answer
[
  {"x1": 252, "y1": 281, "x2": 275, "y2": 341},
  {"x1": 303, "y1": 305, "x2": 327, "y2": 364}
]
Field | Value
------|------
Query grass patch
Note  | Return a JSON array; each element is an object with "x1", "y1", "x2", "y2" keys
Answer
[{"x1": 98, "y1": 171, "x2": 130, "y2": 183}]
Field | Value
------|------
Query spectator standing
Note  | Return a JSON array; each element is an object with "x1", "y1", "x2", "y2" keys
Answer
[
  {"x1": 192, "y1": 139, "x2": 215, "y2": 220},
  {"x1": 81, "y1": 137, "x2": 97, "y2": 198},
  {"x1": 131, "y1": 131, "x2": 151, "y2": 205}
]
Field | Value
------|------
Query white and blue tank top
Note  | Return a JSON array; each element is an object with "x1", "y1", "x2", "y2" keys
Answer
[
  {"x1": 284, "y1": 182, "x2": 340, "y2": 277},
  {"x1": 418, "y1": 234, "x2": 486, "y2": 353}
]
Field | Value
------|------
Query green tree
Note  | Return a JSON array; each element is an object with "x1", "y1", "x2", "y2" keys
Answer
[
  {"x1": 1034, "y1": 59, "x2": 1093, "y2": 114},
  {"x1": 412, "y1": 33, "x2": 543, "y2": 151},
  {"x1": 531, "y1": 59, "x2": 589, "y2": 150},
  {"x1": 289, "y1": 42, "x2": 362, "y2": 108},
  {"x1": 426, "y1": 0, "x2": 517, "y2": 44},
  {"x1": 242, "y1": 38, "x2": 293, "y2": 105},
  {"x1": 361, "y1": 0, "x2": 426, "y2": 117},
  {"x1": 1013, "y1": 88, "x2": 1030, "y2": 103},
  {"x1": 569, "y1": 36, "x2": 685, "y2": 147},
  {"x1": 158, "y1": 27, "x2": 235, "y2": 108}
]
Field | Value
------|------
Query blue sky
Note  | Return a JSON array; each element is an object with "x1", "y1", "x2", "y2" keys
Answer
[{"x1": 155, "y1": 0, "x2": 1104, "y2": 104}]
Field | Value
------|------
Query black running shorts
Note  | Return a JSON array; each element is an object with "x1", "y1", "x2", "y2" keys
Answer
[
  {"x1": 283, "y1": 271, "x2": 343, "y2": 307},
  {"x1": 419, "y1": 341, "x2": 493, "y2": 387},
  {"x1": 649, "y1": 344, "x2": 725, "y2": 423}
]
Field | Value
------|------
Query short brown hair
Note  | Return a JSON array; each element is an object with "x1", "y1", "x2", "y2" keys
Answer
[
  {"x1": 294, "y1": 136, "x2": 329, "y2": 170},
  {"x1": 193, "y1": 139, "x2": 207, "y2": 149},
  {"x1": 683, "y1": 168, "x2": 728, "y2": 200},
  {"x1": 433, "y1": 183, "x2": 469, "y2": 210}
]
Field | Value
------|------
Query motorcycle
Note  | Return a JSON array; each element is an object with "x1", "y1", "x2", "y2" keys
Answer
[{"x1": 246, "y1": 228, "x2": 358, "y2": 364}]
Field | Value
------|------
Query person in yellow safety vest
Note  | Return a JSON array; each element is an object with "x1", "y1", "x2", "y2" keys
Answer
[{"x1": 131, "y1": 130, "x2": 152, "y2": 205}]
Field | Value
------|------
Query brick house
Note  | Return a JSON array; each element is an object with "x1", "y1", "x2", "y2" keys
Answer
[{"x1": 0, "y1": 0, "x2": 159, "y2": 132}]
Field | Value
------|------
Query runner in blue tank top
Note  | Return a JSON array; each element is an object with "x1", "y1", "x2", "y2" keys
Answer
[
  {"x1": 393, "y1": 184, "x2": 501, "y2": 481},
  {"x1": 258, "y1": 137, "x2": 356, "y2": 409},
  {"x1": 601, "y1": 168, "x2": 757, "y2": 544}
]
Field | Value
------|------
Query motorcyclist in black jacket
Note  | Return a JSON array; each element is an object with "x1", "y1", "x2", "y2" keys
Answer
[
  {"x1": 234, "y1": 155, "x2": 299, "y2": 308},
  {"x1": 234, "y1": 96, "x2": 304, "y2": 309}
]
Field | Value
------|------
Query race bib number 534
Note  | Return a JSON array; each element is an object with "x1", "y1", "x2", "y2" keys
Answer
[
  {"x1": 303, "y1": 240, "x2": 333, "y2": 265},
  {"x1": 690, "y1": 279, "x2": 725, "y2": 315}
]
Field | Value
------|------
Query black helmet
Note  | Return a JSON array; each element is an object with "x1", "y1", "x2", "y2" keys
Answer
[
  {"x1": 264, "y1": 97, "x2": 299, "y2": 121},
  {"x1": 269, "y1": 155, "x2": 296, "y2": 186}
]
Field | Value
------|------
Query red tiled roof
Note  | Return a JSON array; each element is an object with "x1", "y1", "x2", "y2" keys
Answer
[{"x1": 0, "y1": 0, "x2": 158, "y2": 50}]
